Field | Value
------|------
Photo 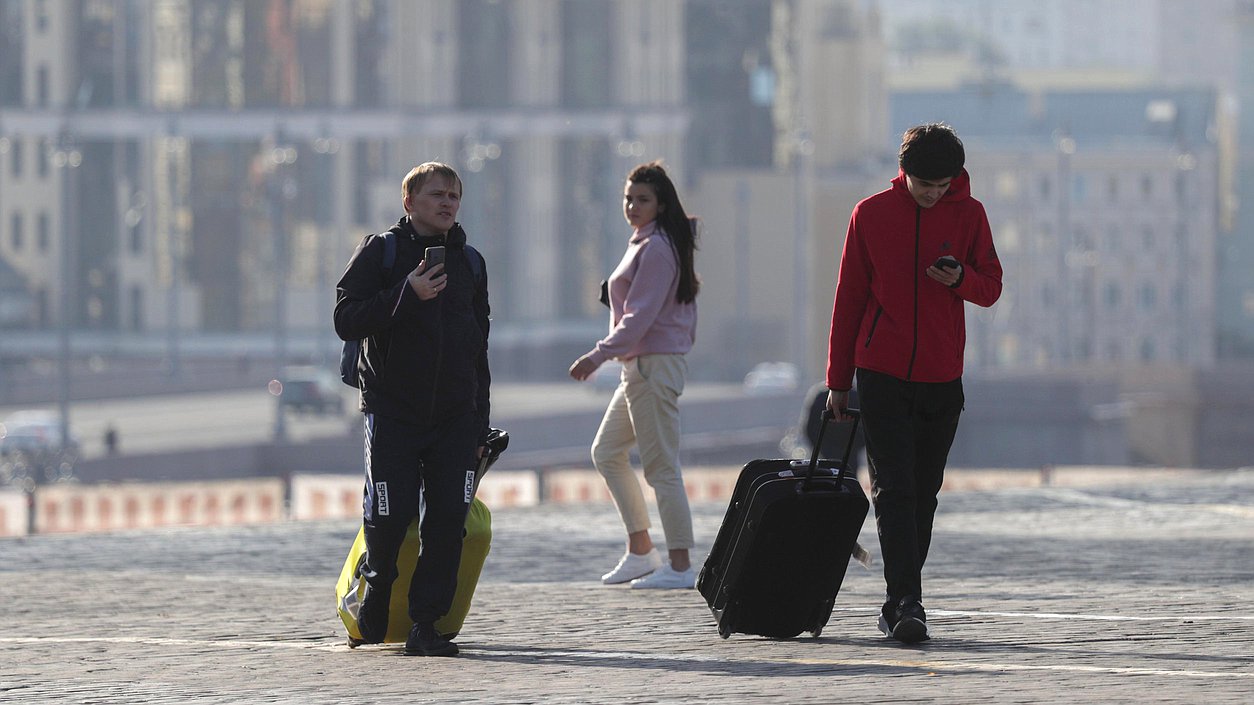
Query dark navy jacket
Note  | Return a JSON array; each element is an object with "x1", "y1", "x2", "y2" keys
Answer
[{"x1": 334, "y1": 217, "x2": 490, "y2": 440}]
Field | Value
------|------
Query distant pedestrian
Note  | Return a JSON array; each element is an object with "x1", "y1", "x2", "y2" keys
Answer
[
  {"x1": 826, "y1": 124, "x2": 1003, "y2": 643},
  {"x1": 103, "y1": 425, "x2": 119, "y2": 456},
  {"x1": 334, "y1": 162, "x2": 492, "y2": 656},
  {"x1": 569, "y1": 160, "x2": 700, "y2": 589}
]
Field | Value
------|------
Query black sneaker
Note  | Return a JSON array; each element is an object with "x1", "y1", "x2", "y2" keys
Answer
[
  {"x1": 356, "y1": 583, "x2": 390, "y2": 645},
  {"x1": 877, "y1": 596, "x2": 930, "y2": 644},
  {"x1": 405, "y1": 623, "x2": 459, "y2": 657}
]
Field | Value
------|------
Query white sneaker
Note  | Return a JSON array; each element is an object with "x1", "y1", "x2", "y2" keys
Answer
[
  {"x1": 601, "y1": 549, "x2": 663, "y2": 585},
  {"x1": 629, "y1": 563, "x2": 695, "y2": 590}
]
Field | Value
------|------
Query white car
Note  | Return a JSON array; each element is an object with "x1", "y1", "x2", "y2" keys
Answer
[
  {"x1": 0, "y1": 410, "x2": 80, "y2": 456},
  {"x1": 0, "y1": 410, "x2": 79, "y2": 485},
  {"x1": 743, "y1": 362, "x2": 800, "y2": 396}
]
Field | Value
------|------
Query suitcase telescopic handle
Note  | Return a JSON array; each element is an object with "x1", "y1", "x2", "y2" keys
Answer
[{"x1": 802, "y1": 407, "x2": 860, "y2": 489}]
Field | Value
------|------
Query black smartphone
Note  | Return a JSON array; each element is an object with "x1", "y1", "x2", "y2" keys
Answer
[
  {"x1": 423, "y1": 246, "x2": 446, "y2": 273},
  {"x1": 934, "y1": 256, "x2": 959, "y2": 270}
]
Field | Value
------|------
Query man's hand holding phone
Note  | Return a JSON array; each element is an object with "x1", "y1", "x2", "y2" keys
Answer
[
  {"x1": 408, "y1": 245, "x2": 447, "y2": 300},
  {"x1": 927, "y1": 255, "x2": 962, "y2": 288}
]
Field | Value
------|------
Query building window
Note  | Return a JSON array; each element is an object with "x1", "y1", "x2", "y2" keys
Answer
[
  {"x1": 34, "y1": 288, "x2": 48, "y2": 326},
  {"x1": 128, "y1": 286, "x2": 142, "y2": 330},
  {"x1": 1105, "y1": 224, "x2": 1120, "y2": 255},
  {"x1": 561, "y1": 0, "x2": 611, "y2": 108},
  {"x1": 1106, "y1": 174, "x2": 1118, "y2": 200},
  {"x1": 10, "y1": 212, "x2": 23, "y2": 251},
  {"x1": 1072, "y1": 174, "x2": 1087, "y2": 204},
  {"x1": 37, "y1": 212, "x2": 49, "y2": 253},
  {"x1": 37, "y1": 64, "x2": 49, "y2": 107},
  {"x1": 35, "y1": 0, "x2": 49, "y2": 32},
  {"x1": 1039, "y1": 174, "x2": 1051, "y2": 199},
  {"x1": 1104, "y1": 282, "x2": 1121, "y2": 309},
  {"x1": 10, "y1": 139, "x2": 21, "y2": 177},
  {"x1": 1139, "y1": 338, "x2": 1155, "y2": 362},
  {"x1": 37, "y1": 139, "x2": 49, "y2": 178},
  {"x1": 1139, "y1": 284, "x2": 1157, "y2": 310},
  {"x1": 1141, "y1": 174, "x2": 1154, "y2": 199}
]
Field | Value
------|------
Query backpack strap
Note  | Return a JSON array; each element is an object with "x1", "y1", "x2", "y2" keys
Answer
[
  {"x1": 463, "y1": 243, "x2": 485, "y2": 288},
  {"x1": 379, "y1": 231, "x2": 397, "y2": 272}
]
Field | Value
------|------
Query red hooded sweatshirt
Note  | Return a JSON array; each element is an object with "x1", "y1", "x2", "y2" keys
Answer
[{"x1": 826, "y1": 168, "x2": 1003, "y2": 391}]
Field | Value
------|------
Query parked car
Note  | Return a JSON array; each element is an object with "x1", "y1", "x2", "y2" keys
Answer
[
  {"x1": 0, "y1": 410, "x2": 79, "y2": 485},
  {"x1": 742, "y1": 361, "x2": 800, "y2": 396},
  {"x1": 279, "y1": 367, "x2": 345, "y2": 416}
]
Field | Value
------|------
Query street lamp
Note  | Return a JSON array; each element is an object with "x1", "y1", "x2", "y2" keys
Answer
[
  {"x1": 269, "y1": 137, "x2": 298, "y2": 441},
  {"x1": 52, "y1": 129, "x2": 82, "y2": 457},
  {"x1": 1054, "y1": 128, "x2": 1076, "y2": 363},
  {"x1": 312, "y1": 135, "x2": 339, "y2": 364},
  {"x1": 790, "y1": 128, "x2": 814, "y2": 379}
]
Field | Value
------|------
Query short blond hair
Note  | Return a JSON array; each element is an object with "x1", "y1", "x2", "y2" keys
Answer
[{"x1": 402, "y1": 162, "x2": 462, "y2": 199}]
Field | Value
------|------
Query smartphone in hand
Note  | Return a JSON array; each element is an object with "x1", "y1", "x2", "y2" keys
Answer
[
  {"x1": 423, "y1": 245, "x2": 446, "y2": 273},
  {"x1": 934, "y1": 256, "x2": 959, "y2": 270}
]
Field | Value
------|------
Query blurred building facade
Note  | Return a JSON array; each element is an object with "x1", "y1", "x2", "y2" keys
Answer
[
  {"x1": 0, "y1": 0, "x2": 691, "y2": 380},
  {"x1": 0, "y1": 0, "x2": 892, "y2": 384},
  {"x1": 879, "y1": 0, "x2": 1242, "y2": 95},
  {"x1": 0, "y1": 0, "x2": 1244, "y2": 388}
]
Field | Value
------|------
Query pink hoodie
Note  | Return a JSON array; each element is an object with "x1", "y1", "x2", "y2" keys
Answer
[{"x1": 585, "y1": 221, "x2": 697, "y2": 366}]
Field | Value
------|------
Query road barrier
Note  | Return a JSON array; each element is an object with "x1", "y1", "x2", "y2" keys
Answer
[
  {"x1": 32, "y1": 479, "x2": 285, "y2": 534},
  {"x1": 1, "y1": 466, "x2": 1206, "y2": 537},
  {"x1": 289, "y1": 471, "x2": 541, "y2": 522},
  {"x1": 543, "y1": 467, "x2": 745, "y2": 505},
  {"x1": 0, "y1": 489, "x2": 28, "y2": 537}
]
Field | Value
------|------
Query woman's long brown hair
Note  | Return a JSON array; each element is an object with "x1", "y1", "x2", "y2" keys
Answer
[{"x1": 627, "y1": 161, "x2": 699, "y2": 303}]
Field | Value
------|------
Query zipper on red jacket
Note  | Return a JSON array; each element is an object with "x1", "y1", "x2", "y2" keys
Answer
[{"x1": 906, "y1": 206, "x2": 921, "y2": 380}]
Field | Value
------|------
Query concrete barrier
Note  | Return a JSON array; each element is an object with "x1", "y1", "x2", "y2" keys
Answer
[
  {"x1": 33, "y1": 479, "x2": 285, "y2": 534},
  {"x1": 476, "y1": 472, "x2": 541, "y2": 509},
  {"x1": 542, "y1": 467, "x2": 745, "y2": 505},
  {"x1": 289, "y1": 474, "x2": 361, "y2": 521},
  {"x1": 289, "y1": 471, "x2": 542, "y2": 522},
  {"x1": 0, "y1": 489, "x2": 29, "y2": 537},
  {"x1": 3, "y1": 465, "x2": 1220, "y2": 537}
]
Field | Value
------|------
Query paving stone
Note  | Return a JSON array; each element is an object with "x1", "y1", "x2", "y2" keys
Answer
[{"x1": 0, "y1": 469, "x2": 1251, "y2": 703}]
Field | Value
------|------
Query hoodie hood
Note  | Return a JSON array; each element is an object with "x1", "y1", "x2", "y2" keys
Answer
[
  {"x1": 890, "y1": 168, "x2": 972, "y2": 206},
  {"x1": 397, "y1": 217, "x2": 468, "y2": 247}
]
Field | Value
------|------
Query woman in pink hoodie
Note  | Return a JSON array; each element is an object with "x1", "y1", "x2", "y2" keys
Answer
[{"x1": 569, "y1": 161, "x2": 700, "y2": 589}]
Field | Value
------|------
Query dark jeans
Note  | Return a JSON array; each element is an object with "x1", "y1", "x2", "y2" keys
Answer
[
  {"x1": 360, "y1": 412, "x2": 478, "y2": 624},
  {"x1": 856, "y1": 368, "x2": 963, "y2": 607}
]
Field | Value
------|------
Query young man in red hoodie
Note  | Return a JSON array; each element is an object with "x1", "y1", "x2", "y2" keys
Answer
[{"x1": 826, "y1": 124, "x2": 1003, "y2": 643}]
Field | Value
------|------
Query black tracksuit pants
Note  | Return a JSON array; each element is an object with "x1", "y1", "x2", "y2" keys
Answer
[
  {"x1": 360, "y1": 411, "x2": 478, "y2": 625},
  {"x1": 856, "y1": 368, "x2": 964, "y2": 608}
]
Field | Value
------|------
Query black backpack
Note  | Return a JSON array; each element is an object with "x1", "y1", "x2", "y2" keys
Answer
[{"x1": 339, "y1": 232, "x2": 484, "y2": 387}]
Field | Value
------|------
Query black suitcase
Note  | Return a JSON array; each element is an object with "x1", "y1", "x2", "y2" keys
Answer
[{"x1": 697, "y1": 409, "x2": 869, "y2": 639}]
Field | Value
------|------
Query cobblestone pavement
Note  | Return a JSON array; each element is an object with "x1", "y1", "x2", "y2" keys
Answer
[{"x1": 1, "y1": 469, "x2": 1251, "y2": 704}]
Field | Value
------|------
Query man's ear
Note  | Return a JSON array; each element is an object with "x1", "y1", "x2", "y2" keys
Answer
[{"x1": 402, "y1": 193, "x2": 413, "y2": 213}]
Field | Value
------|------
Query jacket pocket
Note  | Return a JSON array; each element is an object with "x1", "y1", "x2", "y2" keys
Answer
[{"x1": 863, "y1": 307, "x2": 884, "y2": 348}]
